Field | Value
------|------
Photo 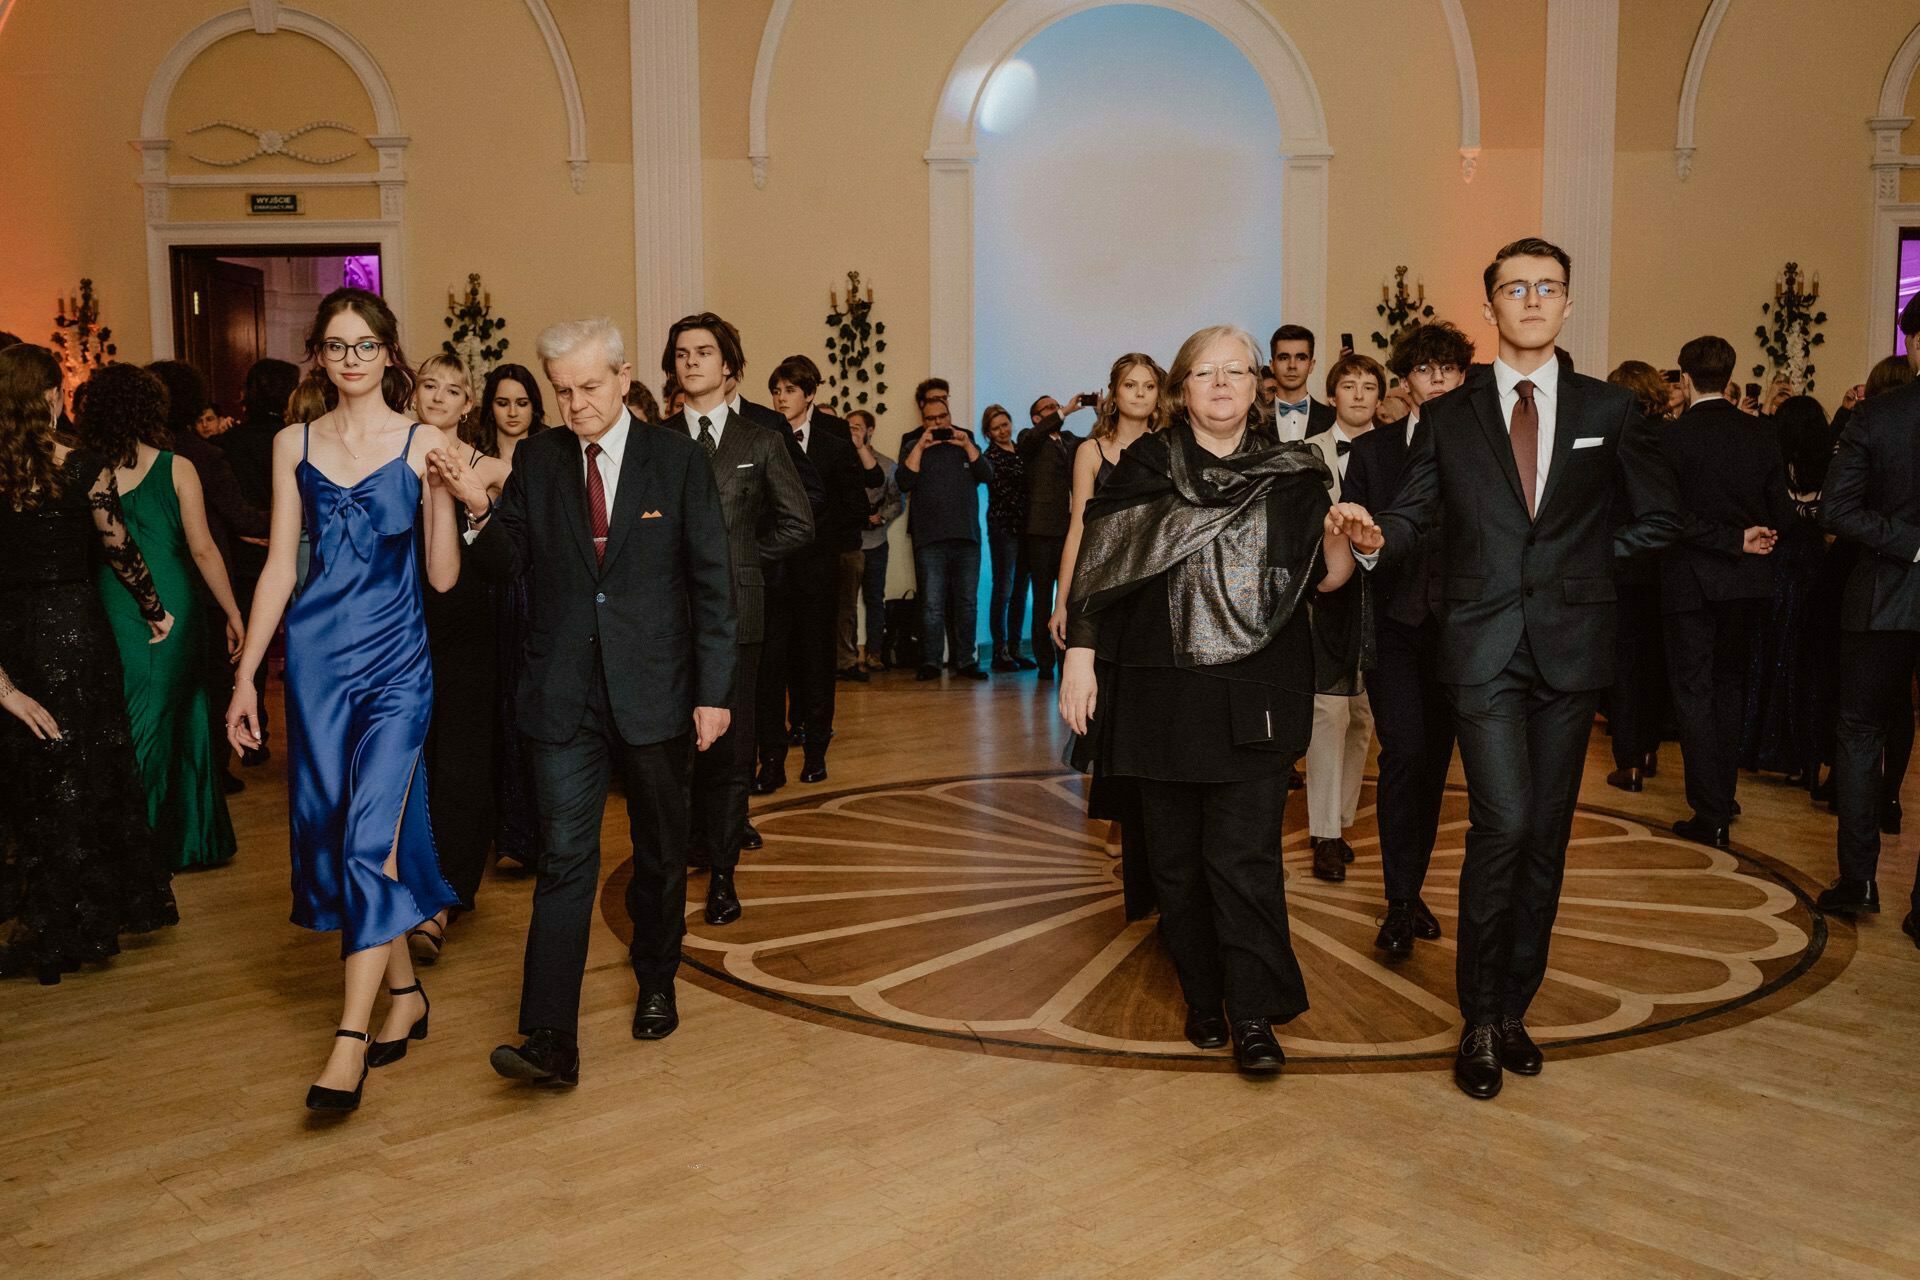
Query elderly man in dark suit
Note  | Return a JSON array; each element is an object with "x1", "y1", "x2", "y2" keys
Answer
[
  {"x1": 436, "y1": 317, "x2": 735, "y2": 1087},
  {"x1": 1659, "y1": 335, "x2": 1794, "y2": 848},
  {"x1": 1819, "y1": 294, "x2": 1920, "y2": 945},
  {"x1": 1345, "y1": 237, "x2": 1681, "y2": 1099},
  {"x1": 661, "y1": 313, "x2": 814, "y2": 927}
]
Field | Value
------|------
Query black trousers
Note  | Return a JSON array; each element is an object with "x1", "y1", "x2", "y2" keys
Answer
[
  {"x1": 1133, "y1": 772, "x2": 1309, "y2": 1024},
  {"x1": 757, "y1": 548, "x2": 838, "y2": 753},
  {"x1": 1609, "y1": 581, "x2": 1667, "y2": 769},
  {"x1": 1025, "y1": 534, "x2": 1066, "y2": 676},
  {"x1": 1371, "y1": 616, "x2": 1455, "y2": 902},
  {"x1": 1835, "y1": 629, "x2": 1920, "y2": 905},
  {"x1": 1447, "y1": 632, "x2": 1597, "y2": 1024},
  {"x1": 1663, "y1": 599, "x2": 1759, "y2": 827},
  {"x1": 689, "y1": 642, "x2": 759, "y2": 872},
  {"x1": 519, "y1": 666, "x2": 692, "y2": 1036}
]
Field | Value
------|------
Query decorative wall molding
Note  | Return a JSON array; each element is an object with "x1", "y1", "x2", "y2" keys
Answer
[
  {"x1": 524, "y1": 0, "x2": 590, "y2": 193},
  {"x1": 0, "y1": 0, "x2": 20, "y2": 39},
  {"x1": 1867, "y1": 25, "x2": 1920, "y2": 360},
  {"x1": 925, "y1": 0, "x2": 1332, "y2": 426},
  {"x1": 631, "y1": 0, "x2": 703, "y2": 361},
  {"x1": 1673, "y1": 0, "x2": 1733, "y2": 180},
  {"x1": 248, "y1": 0, "x2": 279, "y2": 34},
  {"x1": 1541, "y1": 0, "x2": 1619, "y2": 375},
  {"x1": 1437, "y1": 0, "x2": 1482, "y2": 182},
  {"x1": 748, "y1": 0, "x2": 796, "y2": 188},
  {"x1": 184, "y1": 119, "x2": 361, "y2": 166}
]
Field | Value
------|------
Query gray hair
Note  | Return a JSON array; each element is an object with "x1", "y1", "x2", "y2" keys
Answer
[{"x1": 536, "y1": 317, "x2": 626, "y2": 371}]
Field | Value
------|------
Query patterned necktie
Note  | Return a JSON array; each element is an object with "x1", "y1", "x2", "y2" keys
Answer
[
  {"x1": 584, "y1": 441, "x2": 609, "y2": 564},
  {"x1": 1510, "y1": 380, "x2": 1539, "y2": 518},
  {"x1": 697, "y1": 414, "x2": 716, "y2": 458}
]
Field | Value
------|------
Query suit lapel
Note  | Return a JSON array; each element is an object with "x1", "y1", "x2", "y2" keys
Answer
[
  {"x1": 557, "y1": 431, "x2": 599, "y2": 576},
  {"x1": 598, "y1": 422, "x2": 653, "y2": 576},
  {"x1": 1534, "y1": 373, "x2": 1583, "y2": 519},
  {"x1": 1467, "y1": 375, "x2": 1530, "y2": 515},
  {"x1": 711, "y1": 415, "x2": 750, "y2": 475}
]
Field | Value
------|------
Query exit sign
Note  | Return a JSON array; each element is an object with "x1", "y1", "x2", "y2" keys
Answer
[{"x1": 248, "y1": 193, "x2": 301, "y2": 215}]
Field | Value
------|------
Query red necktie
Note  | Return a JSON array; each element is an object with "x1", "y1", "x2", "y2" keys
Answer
[
  {"x1": 1510, "y1": 380, "x2": 1539, "y2": 518},
  {"x1": 584, "y1": 441, "x2": 609, "y2": 564}
]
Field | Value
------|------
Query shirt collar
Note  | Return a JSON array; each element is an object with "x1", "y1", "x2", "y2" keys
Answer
[
  {"x1": 1493, "y1": 355, "x2": 1559, "y2": 402},
  {"x1": 684, "y1": 400, "x2": 730, "y2": 435},
  {"x1": 1690, "y1": 393, "x2": 1725, "y2": 407},
  {"x1": 592, "y1": 409, "x2": 633, "y2": 462}
]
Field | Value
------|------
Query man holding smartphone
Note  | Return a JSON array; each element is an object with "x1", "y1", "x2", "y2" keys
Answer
[{"x1": 898, "y1": 395, "x2": 993, "y2": 682}]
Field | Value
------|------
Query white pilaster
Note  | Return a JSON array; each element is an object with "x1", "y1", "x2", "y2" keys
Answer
[
  {"x1": 631, "y1": 0, "x2": 703, "y2": 361},
  {"x1": 1540, "y1": 0, "x2": 1618, "y2": 376}
]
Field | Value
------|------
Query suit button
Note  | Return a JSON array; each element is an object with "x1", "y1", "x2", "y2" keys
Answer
[
  {"x1": 595, "y1": 592, "x2": 606, "y2": 604},
  {"x1": 1525, "y1": 586, "x2": 1536, "y2": 597}
]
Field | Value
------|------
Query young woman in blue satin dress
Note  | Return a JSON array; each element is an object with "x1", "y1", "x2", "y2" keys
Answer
[{"x1": 224, "y1": 288, "x2": 463, "y2": 1112}]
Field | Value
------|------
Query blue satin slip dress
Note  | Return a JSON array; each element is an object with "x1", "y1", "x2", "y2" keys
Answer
[{"x1": 285, "y1": 422, "x2": 457, "y2": 955}]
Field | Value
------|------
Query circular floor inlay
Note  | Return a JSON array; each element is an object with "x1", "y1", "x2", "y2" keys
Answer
[{"x1": 601, "y1": 771, "x2": 1848, "y2": 1072}]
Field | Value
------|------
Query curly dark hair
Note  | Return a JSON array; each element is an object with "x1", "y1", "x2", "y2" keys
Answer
[
  {"x1": 1387, "y1": 321, "x2": 1476, "y2": 380},
  {"x1": 0, "y1": 344, "x2": 64, "y2": 510},
  {"x1": 74, "y1": 363, "x2": 172, "y2": 468}
]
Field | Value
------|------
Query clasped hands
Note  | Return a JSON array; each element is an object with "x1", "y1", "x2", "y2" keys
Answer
[
  {"x1": 1324, "y1": 502, "x2": 1385, "y2": 555},
  {"x1": 425, "y1": 447, "x2": 489, "y2": 516}
]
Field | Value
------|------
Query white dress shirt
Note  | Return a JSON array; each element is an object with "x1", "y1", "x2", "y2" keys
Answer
[
  {"x1": 1276, "y1": 398, "x2": 1314, "y2": 443},
  {"x1": 1405, "y1": 407, "x2": 1422, "y2": 448},
  {"x1": 585, "y1": 408, "x2": 633, "y2": 522},
  {"x1": 1492, "y1": 354, "x2": 1559, "y2": 502},
  {"x1": 684, "y1": 400, "x2": 732, "y2": 450},
  {"x1": 790, "y1": 408, "x2": 813, "y2": 451},
  {"x1": 1330, "y1": 424, "x2": 1355, "y2": 480}
]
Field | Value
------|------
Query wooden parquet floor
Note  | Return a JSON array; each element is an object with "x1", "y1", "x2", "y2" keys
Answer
[{"x1": 5, "y1": 670, "x2": 1920, "y2": 1280}]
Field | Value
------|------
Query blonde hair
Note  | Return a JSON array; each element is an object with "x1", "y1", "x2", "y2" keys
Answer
[
  {"x1": 1091, "y1": 352, "x2": 1169, "y2": 442},
  {"x1": 1161, "y1": 325, "x2": 1263, "y2": 422}
]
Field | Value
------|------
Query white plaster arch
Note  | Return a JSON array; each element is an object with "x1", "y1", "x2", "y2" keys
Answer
[
  {"x1": 1438, "y1": 0, "x2": 1482, "y2": 182},
  {"x1": 1673, "y1": 0, "x2": 1733, "y2": 180},
  {"x1": 1867, "y1": 23, "x2": 1920, "y2": 361},
  {"x1": 525, "y1": 0, "x2": 590, "y2": 192},
  {"x1": 748, "y1": 0, "x2": 795, "y2": 189},
  {"x1": 925, "y1": 0, "x2": 1332, "y2": 423}
]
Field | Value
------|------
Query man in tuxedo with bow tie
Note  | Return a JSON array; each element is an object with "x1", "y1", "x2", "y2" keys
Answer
[
  {"x1": 1347, "y1": 238, "x2": 1681, "y2": 1099},
  {"x1": 1268, "y1": 324, "x2": 1337, "y2": 443},
  {"x1": 439, "y1": 317, "x2": 736, "y2": 1086},
  {"x1": 1341, "y1": 323, "x2": 1473, "y2": 955}
]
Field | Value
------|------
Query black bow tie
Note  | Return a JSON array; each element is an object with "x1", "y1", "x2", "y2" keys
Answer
[{"x1": 1335, "y1": 439, "x2": 1351, "y2": 456}]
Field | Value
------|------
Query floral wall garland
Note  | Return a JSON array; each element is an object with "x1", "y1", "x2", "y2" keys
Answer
[{"x1": 823, "y1": 270, "x2": 887, "y2": 420}]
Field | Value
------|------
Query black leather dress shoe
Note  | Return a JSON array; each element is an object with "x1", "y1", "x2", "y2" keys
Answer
[
  {"x1": 1643, "y1": 750, "x2": 1659, "y2": 778},
  {"x1": 1496, "y1": 1017, "x2": 1543, "y2": 1075},
  {"x1": 1453, "y1": 1023, "x2": 1503, "y2": 1099},
  {"x1": 1605, "y1": 766, "x2": 1643, "y2": 793},
  {"x1": 1375, "y1": 901, "x2": 1415, "y2": 957},
  {"x1": 1903, "y1": 911, "x2": 1920, "y2": 949},
  {"x1": 705, "y1": 871, "x2": 742, "y2": 926},
  {"x1": 1310, "y1": 838, "x2": 1346, "y2": 883},
  {"x1": 800, "y1": 749, "x2": 828, "y2": 784},
  {"x1": 956, "y1": 664, "x2": 990, "y2": 681},
  {"x1": 490, "y1": 1029, "x2": 579, "y2": 1086},
  {"x1": 1671, "y1": 816, "x2": 1730, "y2": 848},
  {"x1": 1883, "y1": 798, "x2": 1903, "y2": 835},
  {"x1": 1815, "y1": 878, "x2": 1881, "y2": 915},
  {"x1": 1014, "y1": 654, "x2": 1038, "y2": 670},
  {"x1": 632, "y1": 989, "x2": 679, "y2": 1040},
  {"x1": 1229, "y1": 1019, "x2": 1285, "y2": 1074},
  {"x1": 1184, "y1": 1005, "x2": 1229, "y2": 1050},
  {"x1": 915, "y1": 664, "x2": 941, "y2": 681},
  {"x1": 740, "y1": 822, "x2": 764, "y2": 851},
  {"x1": 751, "y1": 757, "x2": 786, "y2": 795},
  {"x1": 1411, "y1": 897, "x2": 1442, "y2": 940}
]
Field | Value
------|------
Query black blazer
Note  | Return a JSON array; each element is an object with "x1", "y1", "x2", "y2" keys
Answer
[
  {"x1": 664, "y1": 413, "x2": 813, "y2": 646},
  {"x1": 1015, "y1": 414, "x2": 1082, "y2": 538},
  {"x1": 1824, "y1": 379, "x2": 1920, "y2": 633},
  {"x1": 1658, "y1": 398, "x2": 1795, "y2": 614},
  {"x1": 1376, "y1": 364, "x2": 1681, "y2": 690},
  {"x1": 471, "y1": 416, "x2": 736, "y2": 746},
  {"x1": 804, "y1": 411, "x2": 885, "y2": 553},
  {"x1": 1343, "y1": 417, "x2": 1439, "y2": 628},
  {"x1": 736, "y1": 395, "x2": 828, "y2": 521}
]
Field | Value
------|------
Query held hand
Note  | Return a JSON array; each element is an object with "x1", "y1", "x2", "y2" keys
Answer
[
  {"x1": 1047, "y1": 605, "x2": 1069, "y2": 650},
  {"x1": 224, "y1": 613, "x2": 245, "y2": 660},
  {"x1": 147, "y1": 611, "x2": 174, "y2": 645},
  {"x1": 1057, "y1": 648, "x2": 1099, "y2": 736},
  {"x1": 1326, "y1": 502, "x2": 1384, "y2": 554},
  {"x1": 2, "y1": 686, "x2": 62, "y2": 741},
  {"x1": 692, "y1": 705, "x2": 731, "y2": 752},
  {"x1": 225, "y1": 682, "x2": 261, "y2": 754},
  {"x1": 427, "y1": 448, "x2": 489, "y2": 514},
  {"x1": 1742, "y1": 525, "x2": 1778, "y2": 555},
  {"x1": 1843, "y1": 384, "x2": 1865, "y2": 410}
]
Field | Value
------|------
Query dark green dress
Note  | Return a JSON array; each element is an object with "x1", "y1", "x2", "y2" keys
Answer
[{"x1": 95, "y1": 452, "x2": 237, "y2": 870}]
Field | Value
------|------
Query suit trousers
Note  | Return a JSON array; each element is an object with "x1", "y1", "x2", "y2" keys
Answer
[
  {"x1": 689, "y1": 642, "x2": 760, "y2": 873},
  {"x1": 1305, "y1": 687, "x2": 1373, "y2": 838},
  {"x1": 1133, "y1": 773, "x2": 1310, "y2": 1024},
  {"x1": 1609, "y1": 582, "x2": 1667, "y2": 769},
  {"x1": 519, "y1": 665, "x2": 692, "y2": 1035},
  {"x1": 1447, "y1": 631, "x2": 1598, "y2": 1023},
  {"x1": 757, "y1": 547, "x2": 839, "y2": 751},
  {"x1": 834, "y1": 550, "x2": 864, "y2": 669},
  {"x1": 1370, "y1": 617, "x2": 1455, "y2": 902},
  {"x1": 1835, "y1": 629, "x2": 1920, "y2": 905},
  {"x1": 1663, "y1": 600, "x2": 1759, "y2": 828},
  {"x1": 859, "y1": 542, "x2": 889, "y2": 653},
  {"x1": 1024, "y1": 534, "x2": 1066, "y2": 675}
]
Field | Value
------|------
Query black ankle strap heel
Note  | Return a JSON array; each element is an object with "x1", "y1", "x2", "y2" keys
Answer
[
  {"x1": 366, "y1": 982, "x2": 430, "y2": 1069},
  {"x1": 305, "y1": 1030, "x2": 370, "y2": 1112}
]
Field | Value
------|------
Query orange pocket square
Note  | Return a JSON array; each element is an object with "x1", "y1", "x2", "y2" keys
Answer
[{"x1": 641, "y1": 510, "x2": 664, "y2": 519}]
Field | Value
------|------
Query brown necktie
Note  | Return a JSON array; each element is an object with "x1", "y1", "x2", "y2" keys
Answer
[
  {"x1": 1510, "y1": 380, "x2": 1539, "y2": 518},
  {"x1": 584, "y1": 441, "x2": 609, "y2": 564}
]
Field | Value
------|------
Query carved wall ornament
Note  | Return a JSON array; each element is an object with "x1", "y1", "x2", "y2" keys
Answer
[{"x1": 184, "y1": 119, "x2": 363, "y2": 167}]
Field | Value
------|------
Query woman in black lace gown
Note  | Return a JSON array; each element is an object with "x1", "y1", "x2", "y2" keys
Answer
[{"x1": 0, "y1": 344, "x2": 179, "y2": 983}]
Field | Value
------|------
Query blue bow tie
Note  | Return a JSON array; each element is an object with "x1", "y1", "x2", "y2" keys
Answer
[{"x1": 1281, "y1": 399, "x2": 1311, "y2": 415}]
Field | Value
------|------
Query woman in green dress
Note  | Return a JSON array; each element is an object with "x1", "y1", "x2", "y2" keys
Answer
[{"x1": 74, "y1": 365, "x2": 246, "y2": 871}]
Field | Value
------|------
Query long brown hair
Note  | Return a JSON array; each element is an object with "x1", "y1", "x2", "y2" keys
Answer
[
  {"x1": 304, "y1": 287, "x2": 414, "y2": 413},
  {"x1": 1606, "y1": 360, "x2": 1670, "y2": 421},
  {"x1": 0, "y1": 344, "x2": 65, "y2": 510},
  {"x1": 464, "y1": 363, "x2": 548, "y2": 458},
  {"x1": 1091, "y1": 352, "x2": 1169, "y2": 442}
]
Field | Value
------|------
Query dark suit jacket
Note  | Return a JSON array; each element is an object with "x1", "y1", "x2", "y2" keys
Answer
[
  {"x1": 1344, "y1": 416, "x2": 1440, "y2": 628},
  {"x1": 736, "y1": 395, "x2": 826, "y2": 521},
  {"x1": 1824, "y1": 379, "x2": 1920, "y2": 633},
  {"x1": 171, "y1": 427, "x2": 268, "y2": 574},
  {"x1": 803, "y1": 411, "x2": 884, "y2": 553},
  {"x1": 471, "y1": 415, "x2": 736, "y2": 746},
  {"x1": 1376, "y1": 364, "x2": 1681, "y2": 690},
  {"x1": 663, "y1": 414, "x2": 813, "y2": 646},
  {"x1": 216, "y1": 413, "x2": 281, "y2": 580},
  {"x1": 1016, "y1": 414, "x2": 1082, "y2": 538},
  {"x1": 1658, "y1": 398, "x2": 1795, "y2": 614}
]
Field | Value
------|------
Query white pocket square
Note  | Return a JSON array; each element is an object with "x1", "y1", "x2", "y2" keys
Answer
[
  {"x1": 1572, "y1": 437, "x2": 1605, "y2": 449},
  {"x1": 735, "y1": 462, "x2": 755, "y2": 468}
]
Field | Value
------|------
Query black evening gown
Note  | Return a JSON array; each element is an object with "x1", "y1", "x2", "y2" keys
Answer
[
  {"x1": 423, "y1": 494, "x2": 499, "y2": 909},
  {"x1": 0, "y1": 451, "x2": 178, "y2": 981},
  {"x1": 1740, "y1": 504, "x2": 1827, "y2": 778}
]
